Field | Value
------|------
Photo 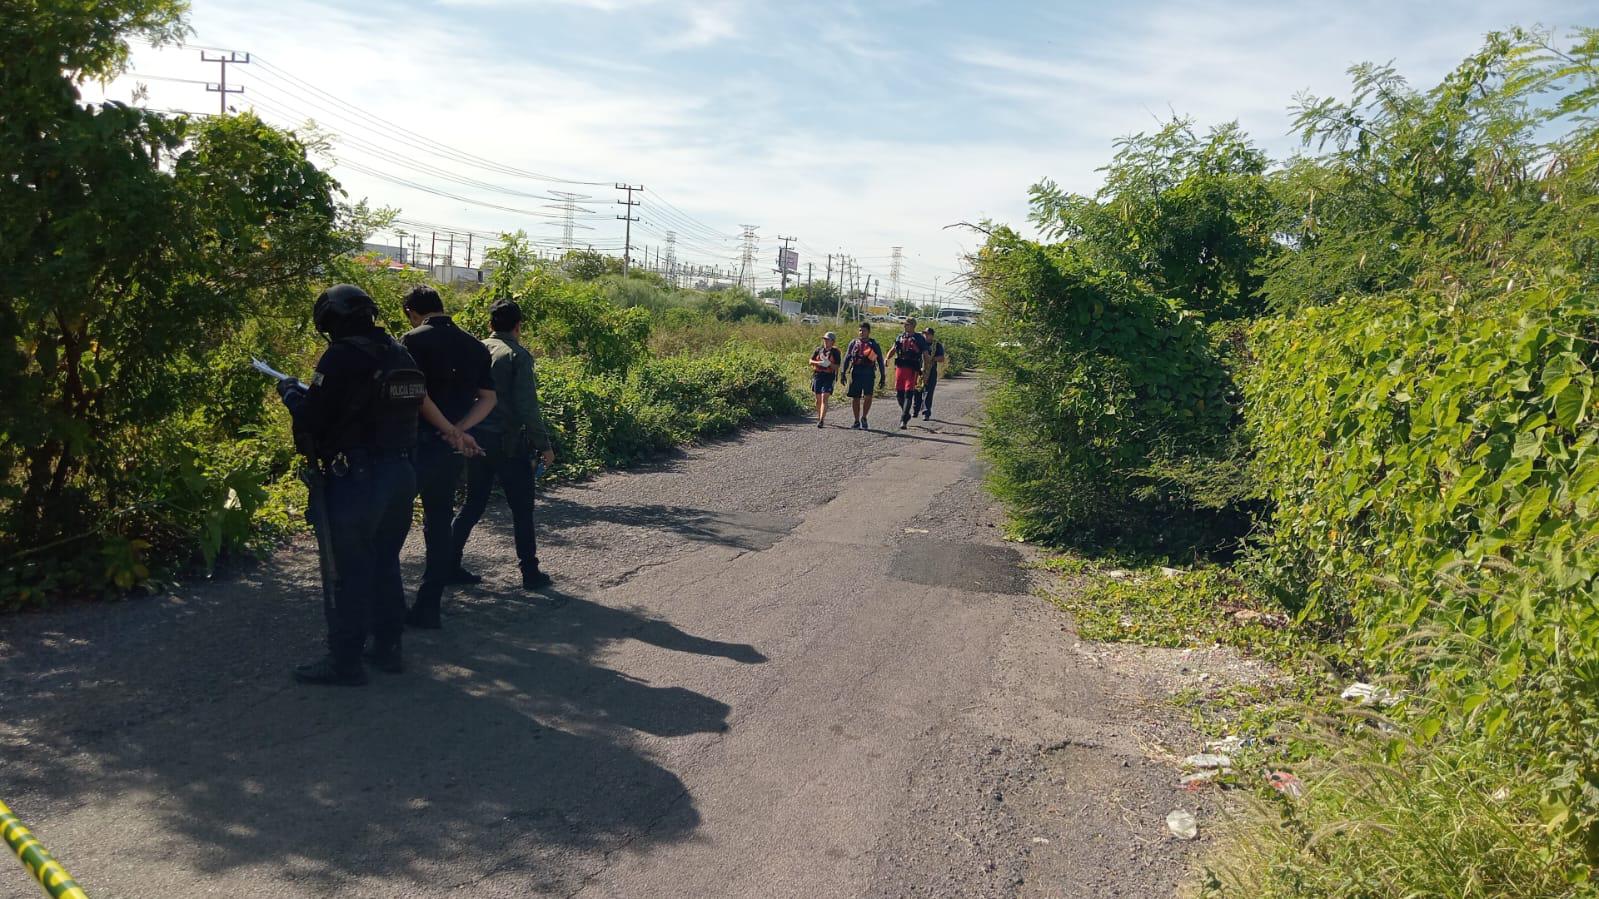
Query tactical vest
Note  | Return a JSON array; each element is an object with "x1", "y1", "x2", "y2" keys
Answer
[
  {"x1": 894, "y1": 333, "x2": 924, "y2": 370},
  {"x1": 331, "y1": 335, "x2": 427, "y2": 453}
]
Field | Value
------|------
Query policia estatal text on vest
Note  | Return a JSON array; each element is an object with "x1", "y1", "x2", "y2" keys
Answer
[{"x1": 273, "y1": 285, "x2": 478, "y2": 686}]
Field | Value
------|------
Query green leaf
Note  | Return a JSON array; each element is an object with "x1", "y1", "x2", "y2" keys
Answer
[
  {"x1": 1484, "y1": 706, "x2": 1509, "y2": 738},
  {"x1": 1554, "y1": 382, "x2": 1590, "y2": 431},
  {"x1": 1573, "y1": 459, "x2": 1599, "y2": 500},
  {"x1": 1518, "y1": 486, "x2": 1552, "y2": 536},
  {"x1": 1461, "y1": 691, "x2": 1491, "y2": 716},
  {"x1": 1414, "y1": 716, "x2": 1443, "y2": 743}
]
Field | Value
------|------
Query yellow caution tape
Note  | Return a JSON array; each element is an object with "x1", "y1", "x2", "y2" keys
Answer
[{"x1": 0, "y1": 799, "x2": 88, "y2": 899}]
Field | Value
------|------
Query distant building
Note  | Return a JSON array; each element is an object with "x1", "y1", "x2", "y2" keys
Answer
[
  {"x1": 362, "y1": 242, "x2": 408, "y2": 264},
  {"x1": 431, "y1": 264, "x2": 484, "y2": 286}
]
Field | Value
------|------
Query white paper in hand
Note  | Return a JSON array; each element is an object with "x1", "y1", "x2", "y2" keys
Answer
[{"x1": 252, "y1": 357, "x2": 306, "y2": 389}]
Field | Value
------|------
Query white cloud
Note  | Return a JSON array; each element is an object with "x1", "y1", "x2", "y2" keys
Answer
[{"x1": 81, "y1": 0, "x2": 1596, "y2": 299}]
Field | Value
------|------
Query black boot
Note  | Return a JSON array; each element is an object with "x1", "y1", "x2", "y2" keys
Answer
[
  {"x1": 364, "y1": 638, "x2": 404, "y2": 674},
  {"x1": 293, "y1": 655, "x2": 367, "y2": 686},
  {"x1": 523, "y1": 569, "x2": 553, "y2": 591},
  {"x1": 405, "y1": 603, "x2": 442, "y2": 630},
  {"x1": 445, "y1": 568, "x2": 482, "y2": 585}
]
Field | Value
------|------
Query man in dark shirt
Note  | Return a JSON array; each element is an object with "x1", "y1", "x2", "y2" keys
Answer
[
  {"x1": 918, "y1": 326, "x2": 946, "y2": 420},
  {"x1": 399, "y1": 286, "x2": 495, "y2": 629},
  {"x1": 843, "y1": 322, "x2": 886, "y2": 430}
]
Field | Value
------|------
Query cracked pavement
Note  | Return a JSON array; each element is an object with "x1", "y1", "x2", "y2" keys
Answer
[{"x1": 0, "y1": 377, "x2": 1204, "y2": 898}]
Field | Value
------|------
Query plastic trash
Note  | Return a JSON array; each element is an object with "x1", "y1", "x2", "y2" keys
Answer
[{"x1": 1166, "y1": 809, "x2": 1198, "y2": 840}]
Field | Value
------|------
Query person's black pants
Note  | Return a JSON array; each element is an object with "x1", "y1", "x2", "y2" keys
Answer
[
  {"x1": 921, "y1": 375, "x2": 938, "y2": 415},
  {"x1": 411, "y1": 440, "x2": 463, "y2": 616},
  {"x1": 451, "y1": 447, "x2": 540, "y2": 577},
  {"x1": 319, "y1": 457, "x2": 415, "y2": 664}
]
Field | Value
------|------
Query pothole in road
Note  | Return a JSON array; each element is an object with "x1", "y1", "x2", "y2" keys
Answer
[{"x1": 889, "y1": 539, "x2": 1028, "y2": 594}]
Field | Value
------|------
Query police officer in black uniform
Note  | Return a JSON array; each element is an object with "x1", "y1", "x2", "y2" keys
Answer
[
  {"x1": 276, "y1": 285, "x2": 426, "y2": 685},
  {"x1": 399, "y1": 286, "x2": 496, "y2": 630}
]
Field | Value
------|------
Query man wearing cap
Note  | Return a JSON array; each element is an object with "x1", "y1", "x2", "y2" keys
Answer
[
  {"x1": 449, "y1": 299, "x2": 558, "y2": 591},
  {"x1": 809, "y1": 330, "x2": 842, "y2": 428},
  {"x1": 886, "y1": 317, "x2": 930, "y2": 429},
  {"x1": 400, "y1": 286, "x2": 496, "y2": 629}
]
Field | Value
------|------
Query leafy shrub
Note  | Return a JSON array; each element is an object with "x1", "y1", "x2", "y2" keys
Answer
[
  {"x1": 698, "y1": 288, "x2": 784, "y2": 323},
  {"x1": 1030, "y1": 119, "x2": 1279, "y2": 322},
  {"x1": 932, "y1": 327, "x2": 978, "y2": 377},
  {"x1": 1, "y1": 0, "x2": 352, "y2": 608},
  {"x1": 1246, "y1": 279, "x2": 1599, "y2": 844},
  {"x1": 973, "y1": 227, "x2": 1242, "y2": 550},
  {"x1": 536, "y1": 343, "x2": 802, "y2": 478}
]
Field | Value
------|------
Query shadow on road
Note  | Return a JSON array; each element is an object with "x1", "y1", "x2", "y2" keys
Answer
[
  {"x1": 532, "y1": 496, "x2": 799, "y2": 553},
  {"x1": 0, "y1": 556, "x2": 760, "y2": 893}
]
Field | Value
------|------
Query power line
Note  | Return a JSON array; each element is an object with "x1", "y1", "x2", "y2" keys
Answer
[{"x1": 250, "y1": 55, "x2": 611, "y2": 187}]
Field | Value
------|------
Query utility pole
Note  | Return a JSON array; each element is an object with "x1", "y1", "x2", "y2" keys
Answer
[
  {"x1": 201, "y1": 50, "x2": 249, "y2": 116},
  {"x1": 466, "y1": 234, "x2": 474, "y2": 269},
  {"x1": 806, "y1": 262, "x2": 813, "y2": 309},
  {"x1": 429, "y1": 231, "x2": 437, "y2": 272},
  {"x1": 663, "y1": 231, "x2": 677, "y2": 286},
  {"x1": 447, "y1": 232, "x2": 455, "y2": 269},
  {"x1": 616, "y1": 183, "x2": 642, "y2": 274}
]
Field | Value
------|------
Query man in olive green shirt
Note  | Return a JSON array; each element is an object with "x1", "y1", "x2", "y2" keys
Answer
[{"x1": 449, "y1": 299, "x2": 557, "y2": 591}]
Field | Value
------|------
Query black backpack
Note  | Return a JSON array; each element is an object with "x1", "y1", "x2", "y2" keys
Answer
[
  {"x1": 894, "y1": 333, "x2": 924, "y2": 369},
  {"x1": 339, "y1": 334, "x2": 427, "y2": 451}
]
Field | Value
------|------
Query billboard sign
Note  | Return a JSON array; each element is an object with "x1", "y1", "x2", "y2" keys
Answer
[{"x1": 777, "y1": 247, "x2": 799, "y2": 274}]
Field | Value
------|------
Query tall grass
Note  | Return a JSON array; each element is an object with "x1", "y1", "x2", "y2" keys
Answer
[{"x1": 1202, "y1": 723, "x2": 1585, "y2": 898}]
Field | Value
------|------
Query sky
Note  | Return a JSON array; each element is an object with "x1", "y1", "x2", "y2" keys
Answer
[{"x1": 91, "y1": 0, "x2": 1595, "y2": 308}]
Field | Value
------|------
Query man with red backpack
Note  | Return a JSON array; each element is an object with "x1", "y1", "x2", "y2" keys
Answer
[
  {"x1": 886, "y1": 317, "x2": 930, "y2": 429},
  {"x1": 842, "y1": 322, "x2": 886, "y2": 430}
]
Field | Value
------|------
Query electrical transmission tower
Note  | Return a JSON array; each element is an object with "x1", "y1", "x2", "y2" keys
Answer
[
  {"x1": 547, "y1": 191, "x2": 593, "y2": 251},
  {"x1": 663, "y1": 231, "x2": 678, "y2": 285},
  {"x1": 889, "y1": 246, "x2": 904, "y2": 305},
  {"x1": 738, "y1": 225, "x2": 760, "y2": 290}
]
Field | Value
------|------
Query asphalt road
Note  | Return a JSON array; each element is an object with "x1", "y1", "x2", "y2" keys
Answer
[{"x1": 0, "y1": 376, "x2": 1203, "y2": 898}]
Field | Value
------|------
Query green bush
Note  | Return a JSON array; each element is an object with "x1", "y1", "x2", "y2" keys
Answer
[
  {"x1": 973, "y1": 228, "x2": 1242, "y2": 550},
  {"x1": 933, "y1": 327, "x2": 978, "y2": 377},
  {"x1": 535, "y1": 343, "x2": 802, "y2": 478},
  {"x1": 1, "y1": 0, "x2": 352, "y2": 608},
  {"x1": 1246, "y1": 279, "x2": 1599, "y2": 841}
]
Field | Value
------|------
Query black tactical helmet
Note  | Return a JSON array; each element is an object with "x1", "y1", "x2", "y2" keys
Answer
[{"x1": 312, "y1": 284, "x2": 377, "y2": 334}]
